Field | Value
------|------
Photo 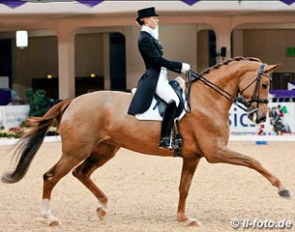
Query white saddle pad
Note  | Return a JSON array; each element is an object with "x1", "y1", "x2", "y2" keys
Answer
[{"x1": 135, "y1": 97, "x2": 187, "y2": 121}]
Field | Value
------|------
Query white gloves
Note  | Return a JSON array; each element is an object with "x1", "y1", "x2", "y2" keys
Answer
[{"x1": 181, "y1": 63, "x2": 191, "y2": 74}]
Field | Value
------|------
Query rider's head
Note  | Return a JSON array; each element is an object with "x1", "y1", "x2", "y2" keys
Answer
[{"x1": 136, "y1": 7, "x2": 159, "y2": 29}]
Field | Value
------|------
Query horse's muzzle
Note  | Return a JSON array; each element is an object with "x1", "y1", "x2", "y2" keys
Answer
[{"x1": 248, "y1": 111, "x2": 266, "y2": 124}]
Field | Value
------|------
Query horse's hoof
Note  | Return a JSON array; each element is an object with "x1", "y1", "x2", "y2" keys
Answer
[
  {"x1": 279, "y1": 189, "x2": 291, "y2": 198},
  {"x1": 97, "y1": 207, "x2": 107, "y2": 220},
  {"x1": 41, "y1": 213, "x2": 60, "y2": 227},
  {"x1": 184, "y1": 218, "x2": 202, "y2": 227},
  {"x1": 49, "y1": 220, "x2": 60, "y2": 227}
]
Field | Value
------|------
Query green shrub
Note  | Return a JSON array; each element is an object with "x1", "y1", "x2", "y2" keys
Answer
[{"x1": 25, "y1": 88, "x2": 53, "y2": 117}]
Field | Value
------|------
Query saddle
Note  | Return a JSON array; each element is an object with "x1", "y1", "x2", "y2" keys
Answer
[{"x1": 153, "y1": 79, "x2": 185, "y2": 118}]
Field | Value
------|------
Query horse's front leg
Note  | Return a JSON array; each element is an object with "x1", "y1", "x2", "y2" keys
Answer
[
  {"x1": 205, "y1": 146, "x2": 291, "y2": 197},
  {"x1": 177, "y1": 157, "x2": 202, "y2": 226}
]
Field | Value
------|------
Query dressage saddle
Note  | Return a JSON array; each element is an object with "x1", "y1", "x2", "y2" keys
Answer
[{"x1": 153, "y1": 79, "x2": 185, "y2": 118}]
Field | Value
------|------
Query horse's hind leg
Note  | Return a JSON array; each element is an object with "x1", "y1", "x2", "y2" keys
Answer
[
  {"x1": 206, "y1": 146, "x2": 291, "y2": 197},
  {"x1": 41, "y1": 152, "x2": 89, "y2": 226},
  {"x1": 72, "y1": 142, "x2": 119, "y2": 221}
]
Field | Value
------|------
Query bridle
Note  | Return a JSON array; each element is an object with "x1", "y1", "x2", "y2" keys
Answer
[
  {"x1": 185, "y1": 63, "x2": 272, "y2": 115},
  {"x1": 235, "y1": 63, "x2": 272, "y2": 114}
]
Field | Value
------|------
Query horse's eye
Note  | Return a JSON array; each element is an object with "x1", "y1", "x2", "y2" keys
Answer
[{"x1": 261, "y1": 83, "x2": 268, "y2": 89}]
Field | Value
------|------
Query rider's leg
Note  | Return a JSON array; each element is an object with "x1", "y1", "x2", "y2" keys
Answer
[
  {"x1": 155, "y1": 69, "x2": 180, "y2": 149},
  {"x1": 155, "y1": 69, "x2": 180, "y2": 107},
  {"x1": 159, "y1": 100, "x2": 177, "y2": 149}
]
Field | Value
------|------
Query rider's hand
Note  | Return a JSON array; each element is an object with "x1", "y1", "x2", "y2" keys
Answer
[{"x1": 181, "y1": 63, "x2": 191, "y2": 74}]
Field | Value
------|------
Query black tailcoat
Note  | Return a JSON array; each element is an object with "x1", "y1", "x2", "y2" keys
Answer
[{"x1": 128, "y1": 31, "x2": 182, "y2": 115}]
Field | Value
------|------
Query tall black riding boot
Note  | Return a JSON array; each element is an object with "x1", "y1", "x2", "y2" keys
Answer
[{"x1": 159, "y1": 100, "x2": 177, "y2": 149}]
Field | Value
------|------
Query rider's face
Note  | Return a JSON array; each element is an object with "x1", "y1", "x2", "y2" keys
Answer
[{"x1": 143, "y1": 16, "x2": 159, "y2": 29}]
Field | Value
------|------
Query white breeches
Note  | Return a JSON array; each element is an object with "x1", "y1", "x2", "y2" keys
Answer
[{"x1": 155, "y1": 68, "x2": 180, "y2": 107}]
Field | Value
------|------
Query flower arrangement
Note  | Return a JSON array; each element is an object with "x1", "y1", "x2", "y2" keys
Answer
[
  {"x1": 0, "y1": 127, "x2": 24, "y2": 138},
  {"x1": 0, "y1": 119, "x2": 58, "y2": 138}
]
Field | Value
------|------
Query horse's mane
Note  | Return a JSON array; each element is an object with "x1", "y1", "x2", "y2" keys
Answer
[{"x1": 201, "y1": 56, "x2": 262, "y2": 76}]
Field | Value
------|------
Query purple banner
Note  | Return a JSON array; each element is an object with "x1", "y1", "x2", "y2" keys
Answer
[
  {"x1": 181, "y1": 0, "x2": 200, "y2": 6},
  {"x1": 0, "y1": 0, "x2": 104, "y2": 8},
  {"x1": 77, "y1": 0, "x2": 103, "y2": 7},
  {"x1": 280, "y1": 0, "x2": 295, "y2": 4},
  {"x1": 180, "y1": 0, "x2": 295, "y2": 6},
  {"x1": 0, "y1": 0, "x2": 26, "y2": 8},
  {"x1": 0, "y1": 0, "x2": 295, "y2": 8}
]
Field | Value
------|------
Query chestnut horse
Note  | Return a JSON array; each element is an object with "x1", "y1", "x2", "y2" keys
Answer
[{"x1": 1, "y1": 57, "x2": 291, "y2": 227}]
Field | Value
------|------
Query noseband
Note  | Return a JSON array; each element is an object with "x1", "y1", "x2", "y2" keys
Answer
[{"x1": 185, "y1": 63, "x2": 271, "y2": 114}]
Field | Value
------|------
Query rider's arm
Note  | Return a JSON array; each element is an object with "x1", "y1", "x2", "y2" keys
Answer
[{"x1": 139, "y1": 36, "x2": 182, "y2": 73}]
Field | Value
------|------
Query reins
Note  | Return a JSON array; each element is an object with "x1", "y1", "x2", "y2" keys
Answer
[
  {"x1": 184, "y1": 63, "x2": 271, "y2": 113},
  {"x1": 185, "y1": 70, "x2": 234, "y2": 112}
]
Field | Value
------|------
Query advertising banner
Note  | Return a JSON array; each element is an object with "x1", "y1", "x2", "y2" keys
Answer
[
  {"x1": 0, "y1": 105, "x2": 30, "y2": 130},
  {"x1": 229, "y1": 102, "x2": 295, "y2": 135}
]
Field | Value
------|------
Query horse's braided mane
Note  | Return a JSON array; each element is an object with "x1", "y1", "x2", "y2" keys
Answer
[{"x1": 201, "y1": 56, "x2": 262, "y2": 76}]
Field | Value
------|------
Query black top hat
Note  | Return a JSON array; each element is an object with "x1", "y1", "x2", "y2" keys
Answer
[{"x1": 136, "y1": 7, "x2": 159, "y2": 25}]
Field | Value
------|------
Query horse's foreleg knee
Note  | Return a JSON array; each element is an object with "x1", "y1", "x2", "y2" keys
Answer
[{"x1": 205, "y1": 155, "x2": 220, "y2": 164}]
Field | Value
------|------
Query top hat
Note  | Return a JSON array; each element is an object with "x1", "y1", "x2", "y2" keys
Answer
[{"x1": 136, "y1": 7, "x2": 159, "y2": 25}]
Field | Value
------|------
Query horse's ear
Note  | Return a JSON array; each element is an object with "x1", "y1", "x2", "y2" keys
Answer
[{"x1": 264, "y1": 63, "x2": 281, "y2": 73}]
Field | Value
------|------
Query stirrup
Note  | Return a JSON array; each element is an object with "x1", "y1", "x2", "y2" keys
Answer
[
  {"x1": 159, "y1": 137, "x2": 172, "y2": 150},
  {"x1": 172, "y1": 119, "x2": 183, "y2": 157}
]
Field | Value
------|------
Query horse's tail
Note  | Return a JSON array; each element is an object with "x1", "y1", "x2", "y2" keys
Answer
[{"x1": 1, "y1": 99, "x2": 72, "y2": 184}]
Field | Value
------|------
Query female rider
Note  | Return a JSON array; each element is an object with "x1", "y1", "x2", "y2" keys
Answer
[{"x1": 128, "y1": 7, "x2": 191, "y2": 149}]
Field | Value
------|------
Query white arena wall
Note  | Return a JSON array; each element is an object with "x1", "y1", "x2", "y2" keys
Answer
[{"x1": 1, "y1": 102, "x2": 295, "y2": 146}]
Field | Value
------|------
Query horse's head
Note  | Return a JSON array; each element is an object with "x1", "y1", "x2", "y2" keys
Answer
[{"x1": 237, "y1": 62, "x2": 280, "y2": 124}]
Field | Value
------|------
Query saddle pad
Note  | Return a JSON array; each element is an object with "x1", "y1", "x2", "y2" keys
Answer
[{"x1": 135, "y1": 93, "x2": 187, "y2": 121}]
